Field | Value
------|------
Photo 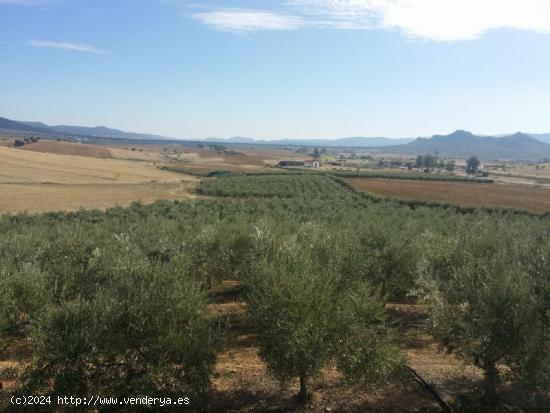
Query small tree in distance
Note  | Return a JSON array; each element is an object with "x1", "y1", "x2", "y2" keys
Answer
[
  {"x1": 312, "y1": 147, "x2": 320, "y2": 160},
  {"x1": 445, "y1": 160, "x2": 456, "y2": 172},
  {"x1": 466, "y1": 156, "x2": 480, "y2": 174}
]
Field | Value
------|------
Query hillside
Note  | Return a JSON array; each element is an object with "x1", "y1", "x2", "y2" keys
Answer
[
  {"x1": 530, "y1": 133, "x2": 550, "y2": 144},
  {"x1": 206, "y1": 136, "x2": 414, "y2": 147},
  {"x1": 3, "y1": 114, "x2": 550, "y2": 155},
  {"x1": 0, "y1": 116, "x2": 52, "y2": 133},
  {"x1": 383, "y1": 130, "x2": 550, "y2": 160},
  {"x1": 48, "y1": 125, "x2": 169, "y2": 140},
  {"x1": 0, "y1": 115, "x2": 172, "y2": 140}
]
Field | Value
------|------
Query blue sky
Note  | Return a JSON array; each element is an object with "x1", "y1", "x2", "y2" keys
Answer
[{"x1": 1, "y1": 0, "x2": 550, "y2": 139}]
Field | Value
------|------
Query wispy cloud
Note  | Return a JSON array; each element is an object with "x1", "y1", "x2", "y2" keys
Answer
[
  {"x1": 26, "y1": 39, "x2": 107, "y2": 54},
  {"x1": 288, "y1": 0, "x2": 550, "y2": 41},
  {"x1": 178, "y1": 0, "x2": 550, "y2": 41},
  {"x1": 192, "y1": 9, "x2": 304, "y2": 32}
]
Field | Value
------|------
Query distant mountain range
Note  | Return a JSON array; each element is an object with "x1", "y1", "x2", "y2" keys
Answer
[
  {"x1": 2, "y1": 116, "x2": 550, "y2": 160},
  {"x1": 205, "y1": 136, "x2": 414, "y2": 147},
  {"x1": 0, "y1": 117, "x2": 170, "y2": 140},
  {"x1": 379, "y1": 130, "x2": 550, "y2": 160},
  {"x1": 529, "y1": 133, "x2": 550, "y2": 144},
  {"x1": 210, "y1": 131, "x2": 550, "y2": 160},
  {"x1": 0, "y1": 117, "x2": 53, "y2": 134}
]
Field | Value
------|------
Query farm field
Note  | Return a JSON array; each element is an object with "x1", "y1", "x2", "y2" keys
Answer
[
  {"x1": 1, "y1": 174, "x2": 549, "y2": 412},
  {"x1": 165, "y1": 147, "x2": 268, "y2": 173},
  {"x1": 0, "y1": 145, "x2": 197, "y2": 213},
  {"x1": 19, "y1": 140, "x2": 114, "y2": 158},
  {"x1": 0, "y1": 139, "x2": 316, "y2": 212},
  {"x1": 349, "y1": 178, "x2": 550, "y2": 212},
  {"x1": 0, "y1": 182, "x2": 194, "y2": 213},
  {"x1": 5, "y1": 4, "x2": 550, "y2": 411}
]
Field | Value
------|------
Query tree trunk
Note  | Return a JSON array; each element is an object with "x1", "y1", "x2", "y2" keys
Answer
[
  {"x1": 482, "y1": 363, "x2": 499, "y2": 407},
  {"x1": 298, "y1": 375, "x2": 308, "y2": 405}
]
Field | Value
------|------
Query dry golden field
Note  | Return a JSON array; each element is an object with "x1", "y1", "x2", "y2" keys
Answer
[
  {"x1": 0, "y1": 182, "x2": 195, "y2": 214},
  {"x1": 167, "y1": 147, "x2": 268, "y2": 173},
  {"x1": 0, "y1": 145, "x2": 197, "y2": 213},
  {"x1": 0, "y1": 139, "x2": 310, "y2": 213},
  {"x1": 240, "y1": 147, "x2": 307, "y2": 163},
  {"x1": 349, "y1": 178, "x2": 550, "y2": 212},
  {"x1": 20, "y1": 140, "x2": 113, "y2": 158}
]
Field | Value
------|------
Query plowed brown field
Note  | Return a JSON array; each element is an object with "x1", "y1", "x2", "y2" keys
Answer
[{"x1": 348, "y1": 178, "x2": 550, "y2": 212}]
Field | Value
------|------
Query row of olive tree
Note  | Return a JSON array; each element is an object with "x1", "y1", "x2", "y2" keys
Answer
[
  {"x1": 1, "y1": 233, "x2": 217, "y2": 401},
  {"x1": 417, "y1": 228, "x2": 550, "y2": 407},
  {"x1": 1, "y1": 174, "x2": 549, "y2": 409}
]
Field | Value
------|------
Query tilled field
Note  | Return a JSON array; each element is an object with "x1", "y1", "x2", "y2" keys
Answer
[{"x1": 349, "y1": 178, "x2": 550, "y2": 212}]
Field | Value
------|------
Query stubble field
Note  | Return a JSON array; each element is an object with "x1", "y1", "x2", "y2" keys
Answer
[{"x1": 0, "y1": 144, "x2": 197, "y2": 213}]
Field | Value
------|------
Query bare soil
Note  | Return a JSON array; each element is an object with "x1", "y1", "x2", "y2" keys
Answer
[
  {"x1": 203, "y1": 282, "x2": 482, "y2": 413},
  {"x1": 2, "y1": 284, "x2": 547, "y2": 412},
  {"x1": 349, "y1": 178, "x2": 550, "y2": 213}
]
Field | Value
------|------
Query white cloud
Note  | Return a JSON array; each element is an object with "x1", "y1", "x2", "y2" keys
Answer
[
  {"x1": 288, "y1": 0, "x2": 550, "y2": 41},
  {"x1": 192, "y1": 9, "x2": 304, "y2": 32},
  {"x1": 26, "y1": 40, "x2": 107, "y2": 54}
]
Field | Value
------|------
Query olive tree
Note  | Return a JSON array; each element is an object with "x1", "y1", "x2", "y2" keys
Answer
[
  {"x1": 23, "y1": 238, "x2": 218, "y2": 399},
  {"x1": 188, "y1": 225, "x2": 233, "y2": 290},
  {"x1": 419, "y1": 235, "x2": 550, "y2": 406},
  {"x1": 244, "y1": 228, "x2": 402, "y2": 404}
]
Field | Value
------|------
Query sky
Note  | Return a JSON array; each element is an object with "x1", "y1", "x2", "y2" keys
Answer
[{"x1": 1, "y1": 0, "x2": 550, "y2": 139}]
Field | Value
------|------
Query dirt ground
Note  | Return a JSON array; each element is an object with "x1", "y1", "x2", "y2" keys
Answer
[
  {"x1": 201, "y1": 281, "x2": 545, "y2": 413},
  {"x1": 1, "y1": 279, "x2": 547, "y2": 412},
  {"x1": 0, "y1": 281, "x2": 479, "y2": 413},
  {"x1": 349, "y1": 178, "x2": 550, "y2": 213}
]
